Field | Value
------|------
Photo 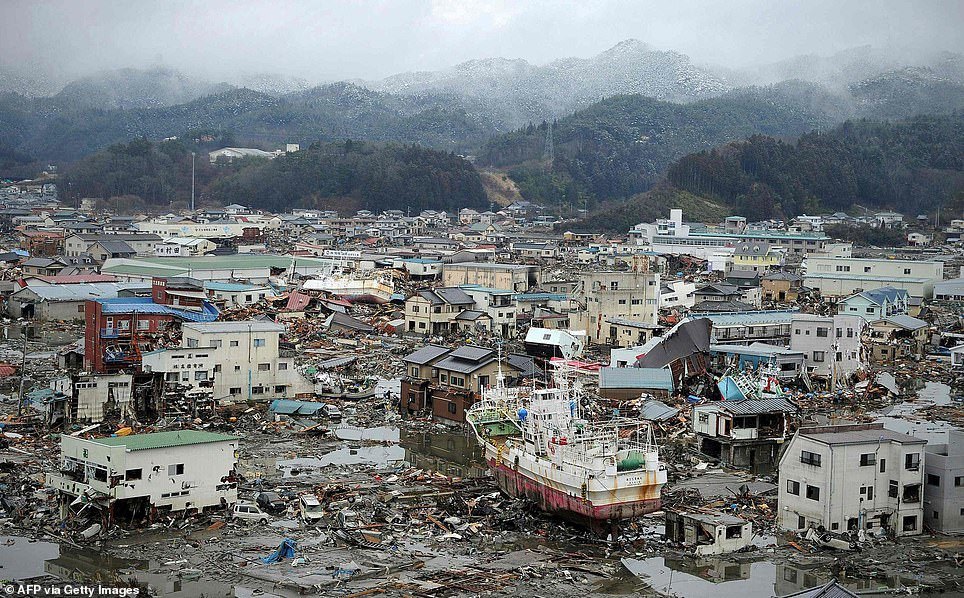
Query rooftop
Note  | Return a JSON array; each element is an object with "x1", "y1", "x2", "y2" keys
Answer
[
  {"x1": 799, "y1": 424, "x2": 926, "y2": 446},
  {"x1": 87, "y1": 430, "x2": 238, "y2": 451},
  {"x1": 183, "y1": 321, "x2": 284, "y2": 334}
]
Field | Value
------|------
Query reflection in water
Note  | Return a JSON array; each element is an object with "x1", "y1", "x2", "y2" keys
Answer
[
  {"x1": 400, "y1": 428, "x2": 488, "y2": 479},
  {"x1": 623, "y1": 556, "x2": 776, "y2": 597},
  {"x1": 278, "y1": 445, "x2": 407, "y2": 476}
]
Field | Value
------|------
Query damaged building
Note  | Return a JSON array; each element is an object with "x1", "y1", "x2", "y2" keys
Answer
[
  {"x1": 693, "y1": 398, "x2": 798, "y2": 472},
  {"x1": 47, "y1": 430, "x2": 239, "y2": 523},
  {"x1": 664, "y1": 510, "x2": 753, "y2": 555}
]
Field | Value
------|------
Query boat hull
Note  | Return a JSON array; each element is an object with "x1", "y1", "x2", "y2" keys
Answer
[{"x1": 488, "y1": 457, "x2": 661, "y2": 523}]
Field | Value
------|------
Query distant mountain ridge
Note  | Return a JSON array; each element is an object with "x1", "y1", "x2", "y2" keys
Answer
[
  {"x1": 52, "y1": 66, "x2": 233, "y2": 109},
  {"x1": 370, "y1": 39, "x2": 729, "y2": 125}
]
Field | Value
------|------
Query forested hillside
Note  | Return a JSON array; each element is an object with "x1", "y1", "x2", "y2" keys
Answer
[
  {"x1": 62, "y1": 138, "x2": 488, "y2": 214},
  {"x1": 0, "y1": 83, "x2": 501, "y2": 167},
  {"x1": 665, "y1": 113, "x2": 964, "y2": 217},
  {"x1": 571, "y1": 113, "x2": 964, "y2": 232},
  {"x1": 477, "y1": 92, "x2": 837, "y2": 208}
]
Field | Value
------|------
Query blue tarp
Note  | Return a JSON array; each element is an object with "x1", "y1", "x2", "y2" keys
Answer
[
  {"x1": 261, "y1": 538, "x2": 297, "y2": 564},
  {"x1": 717, "y1": 376, "x2": 748, "y2": 401}
]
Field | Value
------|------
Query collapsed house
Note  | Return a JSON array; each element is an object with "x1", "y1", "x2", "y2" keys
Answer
[
  {"x1": 693, "y1": 398, "x2": 799, "y2": 473},
  {"x1": 664, "y1": 510, "x2": 753, "y2": 555}
]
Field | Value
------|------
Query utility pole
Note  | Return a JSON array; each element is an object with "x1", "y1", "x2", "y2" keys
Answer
[
  {"x1": 191, "y1": 152, "x2": 196, "y2": 212},
  {"x1": 16, "y1": 325, "x2": 28, "y2": 416}
]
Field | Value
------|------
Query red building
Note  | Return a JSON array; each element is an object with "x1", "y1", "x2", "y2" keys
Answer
[{"x1": 84, "y1": 278, "x2": 218, "y2": 373}]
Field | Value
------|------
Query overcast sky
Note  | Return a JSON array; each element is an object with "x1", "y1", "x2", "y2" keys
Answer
[{"x1": 4, "y1": 0, "x2": 962, "y2": 83}]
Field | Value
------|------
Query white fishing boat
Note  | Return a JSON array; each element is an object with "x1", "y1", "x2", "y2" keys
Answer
[{"x1": 466, "y1": 361, "x2": 668, "y2": 528}]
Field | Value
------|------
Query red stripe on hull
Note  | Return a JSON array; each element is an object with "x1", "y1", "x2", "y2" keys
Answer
[{"x1": 489, "y1": 459, "x2": 660, "y2": 523}]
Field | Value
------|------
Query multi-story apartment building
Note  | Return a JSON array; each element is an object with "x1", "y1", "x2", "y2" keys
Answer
[
  {"x1": 692, "y1": 310, "x2": 798, "y2": 346},
  {"x1": 803, "y1": 257, "x2": 944, "y2": 299},
  {"x1": 64, "y1": 233, "x2": 162, "y2": 257},
  {"x1": 629, "y1": 209, "x2": 829, "y2": 259},
  {"x1": 141, "y1": 320, "x2": 312, "y2": 403},
  {"x1": 778, "y1": 424, "x2": 926, "y2": 537},
  {"x1": 790, "y1": 314, "x2": 865, "y2": 379},
  {"x1": 84, "y1": 278, "x2": 219, "y2": 373},
  {"x1": 574, "y1": 271, "x2": 660, "y2": 345},
  {"x1": 923, "y1": 430, "x2": 964, "y2": 534},
  {"x1": 441, "y1": 262, "x2": 540, "y2": 291}
]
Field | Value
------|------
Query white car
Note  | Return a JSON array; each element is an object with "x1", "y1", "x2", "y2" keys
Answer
[
  {"x1": 231, "y1": 501, "x2": 270, "y2": 524},
  {"x1": 321, "y1": 404, "x2": 342, "y2": 419},
  {"x1": 300, "y1": 495, "x2": 324, "y2": 523}
]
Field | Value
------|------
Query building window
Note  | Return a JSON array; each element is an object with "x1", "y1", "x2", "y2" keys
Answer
[
  {"x1": 278, "y1": 362, "x2": 288, "y2": 370},
  {"x1": 253, "y1": 338, "x2": 265, "y2": 347},
  {"x1": 860, "y1": 453, "x2": 876, "y2": 466},
  {"x1": 903, "y1": 268, "x2": 911, "y2": 275},
  {"x1": 125, "y1": 468, "x2": 142, "y2": 480},
  {"x1": 880, "y1": 458, "x2": 886, "y2": 473},
  {"x1": 698, "y1": 413, "x2": 709, "y2": 423},
  {"x1": 787, "y1": 480, "x2": 800, "y2": 495},
  {"x1": 902, "y1": 516, "x2": 917, "y2": 532},
  {"x1": 806, "y1": 485, "x2": 820, "y2": 501},
  {"x1": 812, "y1": 351, "x2": 825, "y2": 363},
  {"x1": 186, "y1": 338, "x2": 199, "y2": 348},
  {"x1": 905, "y1": 453, "x2": 920, "y2": 471},
  {"x1": 168, "y1": 464, "x2": 184, "y2": 476},
  {"x1": 275, "y1": 385, "x2": 286, "y2": 393},
  {"x1": 889, "y1": 480, "x2": 899, "y2": 498},
  {"x1": 194, "y1": 371, "x2": 208, "y2": 381},
  {"x1": 816, "y1": 327, "x2": 828, "y2": 337},
  {"x1": 258, "y1": 363, "x2": 271, "y2": 371},
  {"x1": 927, "y1": 474, "x2": 941, "y2": 486},
  {"x1": 210, "y1": 340, "x2": 222, "y2": 348},
  {"x1": 230, "y1": 340, "x2": 239, "y2": 347},
  {"x1": 230, "y1": 387, "x2": 241, "y2": 395},
  {"x1": 956, "y1": 476, "x2": 963, "y2": 487},
  {"x1": 252, "y1": 386, "x2": 264, "y2": 394},
  {"x1": 800, "y1": 451, "x2": 821, "y2": 466},
  {"x1": 234, "y1": 365, "x2": 241, "y2": 371}
]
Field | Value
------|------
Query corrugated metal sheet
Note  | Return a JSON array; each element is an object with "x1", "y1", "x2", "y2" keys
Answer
[
  {"x1": 719, "y1": 398, "x2": 798, "y2": 414},
  {"x1": 599, "y1": 367, "x2": 674, "y2": 392},
  {"x1": 92, "y1": 430, "x2": 238, "y2": 451}
]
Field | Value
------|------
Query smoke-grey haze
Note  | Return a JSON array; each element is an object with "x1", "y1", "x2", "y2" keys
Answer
[{"x1": 4, "y1": 0, "x2": 963, "y2": 84}]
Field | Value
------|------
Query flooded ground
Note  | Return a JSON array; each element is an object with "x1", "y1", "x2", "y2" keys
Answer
[{"x1": 873, "y1": 381, "x2": 957, "y2": 443}]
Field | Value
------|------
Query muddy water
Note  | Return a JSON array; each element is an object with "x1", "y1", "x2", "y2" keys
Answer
[
  {"x1": 620, "y1": 555, "x2": 932, "y2": 597},
  {"x1": 0, "y1": 535, "x2": 281, "y2": 596}
]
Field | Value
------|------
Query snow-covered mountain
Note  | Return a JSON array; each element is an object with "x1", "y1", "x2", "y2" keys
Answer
[
  {"x1": 52, "y1": 67, "x2": 231, "y2": 109},
  {"x1": 369, "y1": 39, "x2": 729, "y2": 125}
]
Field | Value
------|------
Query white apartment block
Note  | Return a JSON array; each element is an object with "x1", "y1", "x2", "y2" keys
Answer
[
  {"x1": 803, "y1": 257, "x2": 944, "y2": 299},
  {"x1": 778, "y1": 424, "x2": 926, "y2": 537},
  {"x1": 47, "y1": 430, "x2": 238, "y2": 514},
  {"x1": 141, "y1": 321, "x2": 313, "y2": 403},
  {"x1": 790, "y1": 314, "x2": 866, "y2": 379}
]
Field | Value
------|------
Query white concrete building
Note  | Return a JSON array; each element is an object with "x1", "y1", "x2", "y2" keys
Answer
[
  {"x1": 790, "y1": 314, "x2": 865, "y2": 379},
  {"x1": 575, "y1": 271, "x2": 660, "y2": 345},
  {"x1": 923, "y1": 430, "x2": 964, "y2": 534},
  {"x1": 154, "y1": 237, "x2": 217, "y2": 257},
  {"x1": 660, "y1": 280, "x2": 696, "y2": 309},
  {"x1": 141, "y1": 321, "x2": 313, "y2": 403},
  {"x1": 778, "y1": 424, "x2": 926, "y2": 537},
  {"x1": 47, "y1": 430, "x2": 239, "y2": 515},
  {"x1": 803, "y1": 257, "x2": 944, "y2": 299},
  {"x1": 203, "y1": 282, "x2": 276, "y2": 308}
]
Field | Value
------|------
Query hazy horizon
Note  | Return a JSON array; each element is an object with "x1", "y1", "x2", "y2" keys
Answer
[{"x1": 3, "y1": 0, "x2": 963, "y2": 88}]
